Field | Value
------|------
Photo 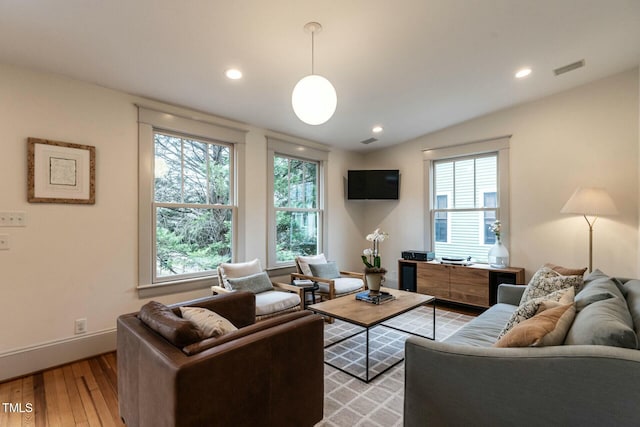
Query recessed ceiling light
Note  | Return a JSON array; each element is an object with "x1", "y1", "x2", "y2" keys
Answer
[
  {"x1": 515, "y1": 68, "x2": 532, "y2": 79},
  {"x1": 225, "y1": 69, "x2": 242, "y2": 80},
  {"x1": 372, "y1": 126, "x2": 383, "y2": 133}
]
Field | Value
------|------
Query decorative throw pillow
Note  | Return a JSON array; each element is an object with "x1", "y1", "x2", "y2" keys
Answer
[
  {"x1": 498, "y1": 287, "x2": 574, "y2": 340},
  {"x1": 138, "y1": 301, "x2": 202, "y2": 347},
  {"x1": 180, "y1": 307, "x2": 237, "y2": 339},
  {"x1": 494, "y1": 302, "x2": 576, "y2": 348},
  {"x1": 227, "y1": 271, "x2": 274, "y2": 294},
  {"x1": 309, "y1": 261, "x2": 341, "y2": 279},
  {"x1": 520, "y1": 267, "x2": 583, "y2": 304},
  {"x1": 564, "y1": 295, "x2": 638, "y2": 349},
  {"x1": 218, "y1": 258, "x2": 262, "y2": 289},
  {"x1": 296, "y1": 253, "x2": 327, "y2": 276},
  {"x1": 544, "y1": 263, "x2": 587, "y2": 277}
]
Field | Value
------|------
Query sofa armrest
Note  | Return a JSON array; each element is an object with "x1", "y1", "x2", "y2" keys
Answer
[
  {"x1": 404, "y1": 338, "x2": 640, "y2": 427},
  {"x1": 496, "y1": 284, "x2": 525, "y2": 305}
]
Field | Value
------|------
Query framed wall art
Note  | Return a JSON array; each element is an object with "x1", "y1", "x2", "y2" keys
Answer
[{"x1": 27, "y1": 137, "x2": 96, "y2": 204}]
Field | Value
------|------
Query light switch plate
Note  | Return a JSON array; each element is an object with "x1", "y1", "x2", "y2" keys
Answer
[{"x1": 0, "y1": 212, "x2": 26, "y2": 227}]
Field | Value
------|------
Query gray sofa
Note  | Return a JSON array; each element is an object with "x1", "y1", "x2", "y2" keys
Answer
[{"x1": 404, "y1": 271, "x2": 640, "y2": 427}]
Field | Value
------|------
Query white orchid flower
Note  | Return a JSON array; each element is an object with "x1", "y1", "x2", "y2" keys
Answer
[
  {"x1": 366, "y1": 234, "x2": 374, "y2": 241},
  {"x1": 363, "y1": 248, "x2": 373, "y2": 256}
]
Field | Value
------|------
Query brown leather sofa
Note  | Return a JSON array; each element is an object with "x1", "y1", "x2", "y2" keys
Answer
[{"x1": 117, "y1": 291, "x2": 325, "y2": 427}]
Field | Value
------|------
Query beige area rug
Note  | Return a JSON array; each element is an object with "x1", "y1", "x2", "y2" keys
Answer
[{"x1": 316, "y1": 306, "x2": 475, "y2": 427}]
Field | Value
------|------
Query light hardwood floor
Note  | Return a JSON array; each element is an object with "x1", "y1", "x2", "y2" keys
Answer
[{"x1": 0, "y1": 352, "x2": 123, "y2": 427}]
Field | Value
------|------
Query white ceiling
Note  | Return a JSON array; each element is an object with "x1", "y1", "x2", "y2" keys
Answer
[{"x1": 1, "y1": 0, "x2": 639, "y2": 151}]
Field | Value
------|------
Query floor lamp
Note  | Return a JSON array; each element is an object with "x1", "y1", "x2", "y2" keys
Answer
[{"x1": 560, "y1": 187, "x2": 618, "y2": 272}]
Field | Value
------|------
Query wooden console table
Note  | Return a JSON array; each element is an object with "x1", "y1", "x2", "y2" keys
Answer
[{"x1": 398, "y1": 260, "x2": 525, "y2": 308}]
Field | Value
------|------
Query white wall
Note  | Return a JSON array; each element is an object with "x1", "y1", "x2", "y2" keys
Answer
[
  {"x1": 0, "y1": 63, "x2": 363, "y2": 379},
  {"x1": 364, "y1": 68, "x2": 640, "y2": 280}
]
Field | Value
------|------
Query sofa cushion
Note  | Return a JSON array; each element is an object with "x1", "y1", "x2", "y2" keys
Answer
[
  {"x1": 494, "y1": 302, "x2": 576, "y2": 348},
  {"x1": 498, "y1": 287, "x2": 574, "y2": 339},
  {"x1": 444, "y1": 303, "x2": 516, "y2": 346},
  {"x1": 309, "y1": 261, "x2": 341, "y2": 279},
  {"x1": 180, "y1": 307, "x2": 238, "y2": 339},
  {"x1": 227, "y1": 271, "x2": 274, "y2": 294},
  {"x1": 624, "y1": 279, "x2": 640, "y2": 333},
  {"x1": 564, "y1": 293, "x2": 638, "y2": 349},
  {"x1": 297, "y1": 253, "x2": 328, "y2": 276},
  {"x1": 544, "y1": 263, "x2": 587, "y2": 277},
  {"x1": 218, "y1": 258, "x2": 262, "y2": 289},
  {"x1": 520, "y1": 267, "x2": 583, "y2": 304},
  {"x1": 138, "y1": 301, "x2": 202, "y2": 347},
  {"x1": 317, "y1": 277, "x2": 364, "y2": 295},
  {"x1": 255, "y1": 290, "x2": 301, "y2": 316},
  {"x1": 575, "y1": 277, "x2": 623, "y2": 311}
]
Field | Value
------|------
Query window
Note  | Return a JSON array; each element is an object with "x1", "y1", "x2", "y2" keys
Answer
[
  {"x1": 483, "y1": 191, "x2": 497, "y2": 244},
  {"x1": 267, "y1": 137, "x2": 328, "y2": 268},
  {"x1": 138, "y1": 107, "x2": 245, "y2": 294},
  {"x1": 434, "y1": 194, "x2": 448, "y2": 242},
  {"x1": 153, "y1": 132, "x2": 233, "y2": 281},
  {"x1": 273, "y1": 154, "x2": 320, "y2": 263},
  {"x1": 429, "y1": 151, "x2": 503, "y2": 263}
]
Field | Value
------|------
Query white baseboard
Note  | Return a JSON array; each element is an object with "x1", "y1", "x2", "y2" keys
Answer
[{"x1": 0, "y1": 329, "x2": 117, "y2": 382}]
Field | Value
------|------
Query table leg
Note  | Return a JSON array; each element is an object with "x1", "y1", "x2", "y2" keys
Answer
[{"x1": 365, "y1": 327, "x2": 370, "y2": 383}]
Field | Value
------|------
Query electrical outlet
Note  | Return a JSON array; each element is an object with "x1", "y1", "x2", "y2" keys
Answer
[
  {"x1": 0, "y1": 234, "x2": 8, "y2": 250},
  {"x1": 75, "y1": 318, "x2": 87, "y2": 334}
]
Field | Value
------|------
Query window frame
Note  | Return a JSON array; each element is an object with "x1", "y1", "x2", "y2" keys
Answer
[
  {"x1": 434, "y1": 192, "x2": 451, "y2": 243},
  {"x1": 266, "y1": 137, "x2": 328, "y2": 269},
  {"x1": 423, "y1": 136, "x2": 510, "y2": 262},
  {"x1": 138, "y1": 106, "x2": 246, "y2": 296},
  {"x1": 480, "y1": 190, "x2": 498, "y2": 245}
]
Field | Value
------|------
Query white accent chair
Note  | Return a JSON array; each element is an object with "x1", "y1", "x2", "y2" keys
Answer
[
  {"x1": 291, "y1": 254, "x2": 366, "y2": 301},
  {"x1": 211, "y1": 259, "x2": 303, "y2": 321}
]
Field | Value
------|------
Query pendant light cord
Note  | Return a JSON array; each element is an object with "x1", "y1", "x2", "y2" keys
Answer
[{"x1": 311, "y1": 30, "x2": 315, "y2": 75}]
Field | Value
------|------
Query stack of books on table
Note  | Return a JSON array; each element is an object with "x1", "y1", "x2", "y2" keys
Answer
[
  {"x1": 355, "y1": 290, "x2": 395, "y2": 305},
  {"x1": 293, "y1": 279, "x2": 314, "y2": 287}
]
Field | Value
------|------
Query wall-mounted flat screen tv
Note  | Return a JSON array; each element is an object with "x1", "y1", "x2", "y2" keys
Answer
[{"x1": 348, "y1": 169, "x2": 400, "y2": 200}]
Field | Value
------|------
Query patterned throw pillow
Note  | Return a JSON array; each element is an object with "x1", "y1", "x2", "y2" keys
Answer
[
  {"x1": 520, "y1": 267, "x2": 583, "y2": 304},
  {"x1": 180, "y1": 307, "x2": 238, "y2": 339},
  {"x1": 497, "y1": 287, "x2": 575, "y2": 340}
]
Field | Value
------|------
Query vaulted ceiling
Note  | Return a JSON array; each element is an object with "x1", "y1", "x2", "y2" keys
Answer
[{"x1": 1, "y1": 0, "x2": 639, "y2": 150}]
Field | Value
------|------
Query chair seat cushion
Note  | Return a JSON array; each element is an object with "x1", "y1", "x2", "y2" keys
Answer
[
  {"x1": 255, "y1": 291, "x2": 301, "y2": 316},
  {"x1": 317, "y1": 277, "x2": 363, "y2": 295}
]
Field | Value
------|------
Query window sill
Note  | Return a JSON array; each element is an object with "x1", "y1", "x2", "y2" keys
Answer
[{"x1": 137, "y1": 275, "x2": 217, "y2": 299}]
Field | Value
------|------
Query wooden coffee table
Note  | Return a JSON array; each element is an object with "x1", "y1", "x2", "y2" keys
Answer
[{"x1": 308, "y1": 287, "x2": 435, "y2": 383}]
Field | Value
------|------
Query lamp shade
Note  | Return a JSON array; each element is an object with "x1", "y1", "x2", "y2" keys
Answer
[
  {"x1": 291, "y1": 74, "x2": 337, "y2": 125},
  {"x1": 560, "y1": 187, "x2": 618, "y2": 216}
]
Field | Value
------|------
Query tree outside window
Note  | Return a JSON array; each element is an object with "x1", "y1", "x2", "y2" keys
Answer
[
  {"x1": 154, "y1": 132, "x2": 233, "y2": 280},
  {"x1": 273, "y1": 155, "x2": 320, "y2": 263}
]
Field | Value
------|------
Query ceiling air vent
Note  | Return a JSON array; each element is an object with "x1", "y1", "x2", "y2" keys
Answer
[
  {"x1": 360, "y1": 137, "x2": 378, "y2": 145},
  {"x1": 554, "y1": 59, "x2": 585, "y2": 76}
]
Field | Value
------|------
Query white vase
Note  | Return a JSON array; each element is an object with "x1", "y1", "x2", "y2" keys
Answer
[
  {"x1": 366, "y1": 272, "x2": 385, "y2": 294},
  {"x1": 488, "y1": 240, "x2": 509, "y2": 268}
]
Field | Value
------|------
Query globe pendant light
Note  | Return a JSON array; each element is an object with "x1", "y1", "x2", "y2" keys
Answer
[{"x1": 292, "y1": 22, "x2": 337, "y2": 125}]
